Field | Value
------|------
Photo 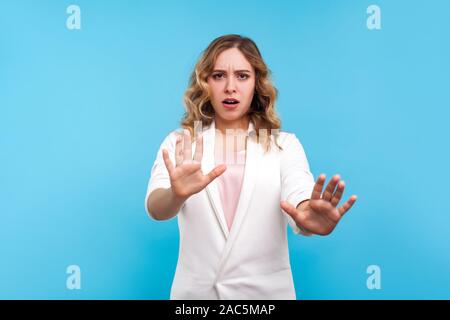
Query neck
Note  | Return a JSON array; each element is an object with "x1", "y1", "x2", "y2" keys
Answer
[{"x1": 214, "y1": 116, "x2": 250, "y2": 135}]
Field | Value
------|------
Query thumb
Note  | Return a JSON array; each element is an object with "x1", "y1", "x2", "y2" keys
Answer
[
  {"x1": 280, "y1": 201, "x2": 298, "y2": 219},
  {"x1": 204, "y1": 164, "x2": 227, "y2": 185}
]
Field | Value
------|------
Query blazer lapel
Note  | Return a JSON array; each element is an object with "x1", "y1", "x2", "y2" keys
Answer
[
  {"x1": 201, "y1": 118, "x2": 262, "y2": 276},
  {"x1": 203, "y1": 120, "x2": 230, "y2": 240},
  {"x1": 215, "y1": 126, "x2": 261, "y2": 277},
  {"x1": 201, "y1": 120, "x2": 262, "y2": 279}
]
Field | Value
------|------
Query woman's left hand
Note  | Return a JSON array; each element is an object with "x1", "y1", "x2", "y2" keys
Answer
[{"x1": 280, "y1": 174, "x2": 357, "y2": 236}]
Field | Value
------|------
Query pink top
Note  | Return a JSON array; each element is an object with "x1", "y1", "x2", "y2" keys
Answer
[{"x1": 215, "y1": 148, "x2": 246, "y2": 231}]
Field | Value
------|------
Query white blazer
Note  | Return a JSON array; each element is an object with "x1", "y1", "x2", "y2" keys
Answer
[{"x1": 145, "y1": 119, "x2": 315, "y2": 300}]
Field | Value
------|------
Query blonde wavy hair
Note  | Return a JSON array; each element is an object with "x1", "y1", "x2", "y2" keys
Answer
[{"x1": 181, "y1": 34, "x2": 282, "y2": 152}]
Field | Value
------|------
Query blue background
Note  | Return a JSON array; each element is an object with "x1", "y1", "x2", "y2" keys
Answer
[{"x1": 1, "y1": 0, "x2": 449, "y2": 299}]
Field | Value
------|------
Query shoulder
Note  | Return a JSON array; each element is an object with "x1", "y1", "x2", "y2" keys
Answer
[
  {"x1": 157, "y1": 129, "x2": 183, "y2": 149},
  {"x1": 276, "y1": 130, "x2": 301, "y2": 148}
]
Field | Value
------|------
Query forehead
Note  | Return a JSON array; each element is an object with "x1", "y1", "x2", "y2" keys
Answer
[{"x1": 214, "y1": 48, "x2": 253, "y2": 71}]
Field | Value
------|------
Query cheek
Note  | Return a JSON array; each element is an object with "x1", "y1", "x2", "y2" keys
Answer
[
  {"x1": 242, "y1": 83, "x2": 255, "y2": 100},
  {"x1": 208, "y1": 83, "x2": 222, "y2": 100}
]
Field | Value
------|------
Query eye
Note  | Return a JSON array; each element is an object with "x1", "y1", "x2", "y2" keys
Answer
[
  {"x1": 237, "y1": 73, "x2": 250, "y2": 80},
  {"x1": 212, "y1": 73, "x2": 225, "y2": 80}
]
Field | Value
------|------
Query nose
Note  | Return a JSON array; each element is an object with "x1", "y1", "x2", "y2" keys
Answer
[{"x1": 225, "y1": 76, "x2": 236, "y2": 93}]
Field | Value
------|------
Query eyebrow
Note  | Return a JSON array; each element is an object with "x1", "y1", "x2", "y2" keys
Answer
[{"x1": 212, "y1": 69, "x2": 252, "y2": 73}]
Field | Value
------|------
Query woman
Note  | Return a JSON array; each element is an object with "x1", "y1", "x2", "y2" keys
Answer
[{"x1": 145, "y1": 34, "x2": 357, "y2": 299}]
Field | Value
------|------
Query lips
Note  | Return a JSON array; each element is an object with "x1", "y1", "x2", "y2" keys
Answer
[
  {"x1": 222, "y1": 98, "x2": 240, "y2": 109},
  {"x1": 222, "y1": 98, "x2": 240, "y2": 105}
]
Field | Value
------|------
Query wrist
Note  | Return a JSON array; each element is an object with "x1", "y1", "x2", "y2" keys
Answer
[{"x1": 170, "y1": 187, "x2": 189, "y2": 204}]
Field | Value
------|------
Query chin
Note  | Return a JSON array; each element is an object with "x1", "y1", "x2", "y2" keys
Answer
[
  {"x1": 212, "y1": 103, "x2": 250, "y2": 123},
  {"x1": 217, "y1": 113, "x2": 243, "y2": 122}
]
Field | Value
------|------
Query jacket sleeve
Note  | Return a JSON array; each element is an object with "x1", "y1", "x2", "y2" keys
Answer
[
  {"x1": 144, "y1": 131, "x2": 179, "y2": 217},
  {"x1": 280, "y1": 133, "x2": 316, "y2": 236}
]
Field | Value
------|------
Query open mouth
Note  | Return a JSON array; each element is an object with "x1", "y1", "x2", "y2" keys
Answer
[{"x1": 222, "y1": 98, "x2": 240, "y2": 108}]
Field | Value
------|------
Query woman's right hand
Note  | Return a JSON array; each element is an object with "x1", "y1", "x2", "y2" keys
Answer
[{"x1": 162, "y1": 129, "x2": 227, "y2": 200}]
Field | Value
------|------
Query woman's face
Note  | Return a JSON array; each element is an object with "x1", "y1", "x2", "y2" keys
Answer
[{"x1": 207, "y1": 48, "x2": 256, "y2": 127}]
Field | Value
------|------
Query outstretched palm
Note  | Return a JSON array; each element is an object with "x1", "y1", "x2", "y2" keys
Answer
[
  {"x1": 281, "y1": 174, "x2": 357, "y2": 236},
  {"x1": 162, "y1": 129, "x2": 227, "y2": 199}
]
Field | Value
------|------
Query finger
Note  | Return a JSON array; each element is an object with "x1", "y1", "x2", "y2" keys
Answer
[
  {"x1": 204, "y1": 164, "x2": 227, "y2": 185},
  {"x1": 280, "y1": 201, "x2": 312, "y2": 232},
  {"x1": 280, "y1": 201, "x2": 298, "y2": 219},
  {"x1": 311, "y1": 174, "x2": 326, "y2": 200},
  {"x1": 183, "y1": 129, "x2": 192, "y2": 163},
  {"x1": 338, "y1": 195, "x2": 358, "y2": 217},
  {"x1": 193, "y1": 133, "x2": 203, "y2": 163},
  {"x1": 175, "y1": 134, "x2": 183, "y2": 166},
  {"x1": 331, "y1": 180, "x2": 345, "y2": 207},
  {"x1": 162, "y1": 149, "x2": 174, "y2": 177},
  {"x1": 322, "y1": 174, "x2": 340, "y2": 202}
]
